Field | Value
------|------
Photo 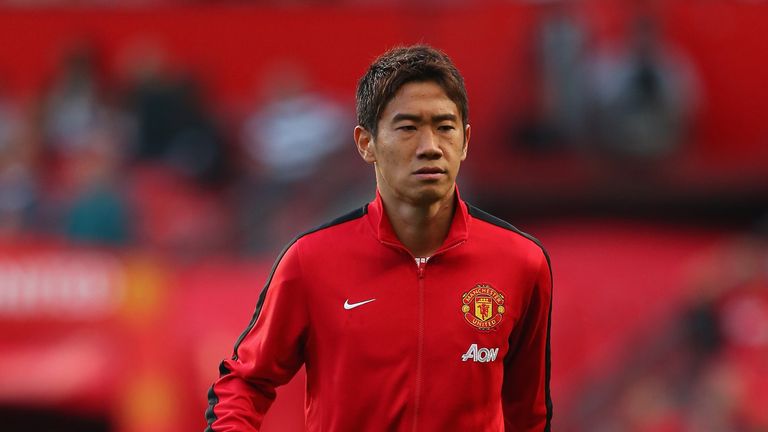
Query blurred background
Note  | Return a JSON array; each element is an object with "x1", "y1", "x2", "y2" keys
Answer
[{"x1": 0, "y1": 0, "x2": 767, "y2": 431}]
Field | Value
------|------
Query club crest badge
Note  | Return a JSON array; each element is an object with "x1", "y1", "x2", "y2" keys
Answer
[{"x1": 461, "y1": 284, "x2": 505, "y2": 331}]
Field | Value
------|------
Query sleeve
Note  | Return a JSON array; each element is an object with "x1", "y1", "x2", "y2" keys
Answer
[
  {"x1": 205, "y1": 243, "x2": 309, "y2": 432},
  {"x1": 502, "y1": 249, "x2": 553, "y2": 431}
]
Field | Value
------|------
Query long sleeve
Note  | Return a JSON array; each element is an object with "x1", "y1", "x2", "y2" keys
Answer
[
  {"x1": 502, "y1": 250, "x2": 553, "y2": 431},
  {"x1": 205, "y1": 243, "x2": 309, "y2": 432}
]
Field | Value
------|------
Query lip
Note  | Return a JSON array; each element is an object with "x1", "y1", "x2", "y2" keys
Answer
[
  {"x1": 412, "y1": 167, "x2": 446, "y2": 180},
  {"x1": 413, "y1": 167, "x2": 446, "y2": 174}
]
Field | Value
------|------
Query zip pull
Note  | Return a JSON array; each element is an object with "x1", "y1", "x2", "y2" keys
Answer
[{"x1": 415, "y1": 257, "x2": 428, "y2": 278}]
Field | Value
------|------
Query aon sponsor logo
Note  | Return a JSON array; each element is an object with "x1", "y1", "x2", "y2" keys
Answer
[{"x1": 461, "y1": 344, "x2": 500, "y2": 363}]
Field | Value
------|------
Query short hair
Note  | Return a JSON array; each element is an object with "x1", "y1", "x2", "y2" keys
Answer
[{"x1": 356, "y1": 45, "x2": 469, "y2": 137}]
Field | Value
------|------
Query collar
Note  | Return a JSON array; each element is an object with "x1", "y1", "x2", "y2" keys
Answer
[{"x1": 366, "y1": 186, "x2": 470, "y2": 255}]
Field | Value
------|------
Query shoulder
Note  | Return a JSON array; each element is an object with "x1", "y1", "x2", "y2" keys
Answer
[
  {"x1": 287, "y1": 204, "x2": 370, "y2": 255},
  {"x1": 265, "y1": 205, "x2": 369, "y2": 281},
  {"x1": 465, "y1": 202, "x2": 550, "y2": 268}
]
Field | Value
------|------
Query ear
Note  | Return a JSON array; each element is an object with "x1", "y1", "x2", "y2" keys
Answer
[
  {"x1": 461, "y1": 124, "x2": 470, "y2": 161},
  {"x1": 354, "y1": 125, "x2": 376, "y2": 164}
]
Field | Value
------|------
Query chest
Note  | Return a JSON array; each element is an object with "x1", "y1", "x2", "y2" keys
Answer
[{"x1": 303, "y1": 248, "x2": 536, "y2": 364}]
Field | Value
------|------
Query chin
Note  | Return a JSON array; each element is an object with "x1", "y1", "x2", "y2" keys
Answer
[{"x1": 407, "y1": 185, "x2": 453, "y2": 206}]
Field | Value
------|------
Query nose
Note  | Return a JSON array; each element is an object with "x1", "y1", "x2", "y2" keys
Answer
[{"x1": 416, "y1": 129, "x2": 443, "y2": 160}]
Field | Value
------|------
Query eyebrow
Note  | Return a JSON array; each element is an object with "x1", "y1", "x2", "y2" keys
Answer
[{"x1": 391, "y1": 113, "x2": 459, "y2": 123}]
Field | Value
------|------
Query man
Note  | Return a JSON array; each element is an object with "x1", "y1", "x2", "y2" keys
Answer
[{"x1": 206, "y1": 45, "x2": 553, "y2": 431}]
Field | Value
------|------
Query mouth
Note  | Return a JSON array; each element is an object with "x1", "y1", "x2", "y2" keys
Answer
[
  {"x1": 412, "y1": 167, "x2": 447, "y2": 180},
  {"x1": 413, "y1": 167, "x2": 446, "y2": 175}
]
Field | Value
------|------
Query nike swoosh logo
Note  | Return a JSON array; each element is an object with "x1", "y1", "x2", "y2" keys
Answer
[{"x1": 344, "y1": 298, "x2": 376, "y2": 310}]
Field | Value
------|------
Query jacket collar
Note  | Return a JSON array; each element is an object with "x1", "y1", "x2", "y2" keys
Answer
[{"x1": 367, "y1": 186, "x2": 469, "y2": 255}]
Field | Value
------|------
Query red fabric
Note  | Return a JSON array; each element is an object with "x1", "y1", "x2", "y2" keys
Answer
[{"x1": 207, "y1": 191, "x2": 552, "y2": 431}]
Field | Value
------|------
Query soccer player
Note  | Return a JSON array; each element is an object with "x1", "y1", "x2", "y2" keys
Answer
[{"x1": 206, "y1": 44, "x2": 553, "y2": 431}]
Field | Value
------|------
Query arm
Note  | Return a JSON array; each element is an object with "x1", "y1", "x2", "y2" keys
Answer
[
  {"x1": 205, "y1": 244, "x2": 308, "y2": 432},
  {"x1": 502, "y1": 250, "x2": 553, "y2": 431}
]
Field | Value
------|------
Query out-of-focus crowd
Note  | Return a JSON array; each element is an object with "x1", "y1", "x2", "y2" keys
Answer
[
  {"x1": 0, "y1": 42, "x2": 368, "y2": 257},
  {"x1": 0, "y1": 6, "x2": 705, "y2": 258},
  {"x1": 566, "y1": 228, "x2": 768, "y2": 432}
]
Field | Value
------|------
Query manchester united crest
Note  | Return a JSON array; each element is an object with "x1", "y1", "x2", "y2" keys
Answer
[{"x1": 461, "y1": 284, "x2": 505, "y2": 331}]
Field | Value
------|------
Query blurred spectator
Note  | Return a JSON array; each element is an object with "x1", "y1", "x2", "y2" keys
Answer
[
  {"x1": 113, "y1": 41, "x2": 236, "y2": 256},
  {"x1": 518, "y1": 1, "x2": 589, "y2": 152},
  {"x1": 40, "y1": 43, "x2": 110, "y2": 155},
  {"x1": 0, "y1": 84, "x2": 39, "y2": 237},
  {"x1": 123, "y1": 49, "x2": 229, "y2": 186},
  {"x1": 34, "y1": 44, "x2": 134, "y2": 246},
  {"x1": 240, "y1": 62, "x2": 348, "y2": 183},
  {"x1": 236, "y1": 61, "x2": 361, "y2": 253},
  {"x1": 63, "y1": 126, "x2": 132, "y2": 246},
  {"x1": 586, "y1": 15, "x2": 699, "y2": 163}
]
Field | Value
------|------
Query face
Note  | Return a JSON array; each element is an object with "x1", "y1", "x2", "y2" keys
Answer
[{"x1": 354, "y1": 81, "x2": 470, "y2": 207}]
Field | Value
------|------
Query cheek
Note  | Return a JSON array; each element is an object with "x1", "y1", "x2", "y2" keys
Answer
[
  {"x1": 379, "y1": 145, "x2": 407, "y2": 164},
  {"x1": 442, "y1": 139, "x2": 464, "y2": 158},
  {"x1": 374, "y1": 148, "x2": 399, "y2": 172}
]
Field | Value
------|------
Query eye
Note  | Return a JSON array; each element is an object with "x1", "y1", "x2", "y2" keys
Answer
[
  {"x1": 438, "y1": 124, "x2": 456, "y2": 132},
  {"x1": 397, "y1": 125, "x2": 417, "y2": 131}
]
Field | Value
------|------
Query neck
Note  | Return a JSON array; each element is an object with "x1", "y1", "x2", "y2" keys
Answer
[{"x1": 378, "y1": 187, "x2": 457, "y2": 258}]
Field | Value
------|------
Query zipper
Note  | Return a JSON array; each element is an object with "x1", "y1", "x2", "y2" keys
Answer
[
  {"x1": 415, "y1": 257, "x2": 428, "y2": 277},
  {"x1": 412, "y1": 257, "x2": 427, "y2": 432},
  {"x1": 379, "y1": 242, "x2": 466, "y2": 432}
]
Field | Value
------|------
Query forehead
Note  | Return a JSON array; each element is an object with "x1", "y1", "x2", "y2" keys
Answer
[{"x1": 381, "y1": 81, "x2": 460, "y2": 120}]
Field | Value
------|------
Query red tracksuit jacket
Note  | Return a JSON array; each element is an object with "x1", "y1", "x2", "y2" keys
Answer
[{"x1": 206, "y1": 191, "x2": 553, "y2": 431}]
